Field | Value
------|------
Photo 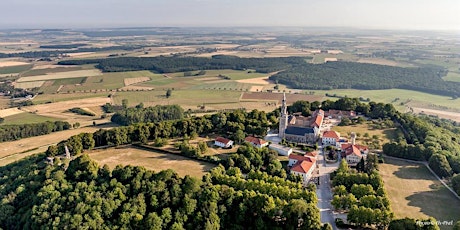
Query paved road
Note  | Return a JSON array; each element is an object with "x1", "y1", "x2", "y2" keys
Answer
[{"x1": 316, "y1": 148, "x2": 340, "y2": 229}]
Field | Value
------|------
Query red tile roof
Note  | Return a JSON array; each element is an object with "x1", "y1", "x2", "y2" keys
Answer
[
  {"x1": 215, "y1": 136, "x2": 232, "y2": 145},
  {"x1": 245, "y1": 136, "x2": 267, "y2": 146},
  {"x1": 311, "y1": 115, "x2": 323, "y2": 128},
  {"x1": 291, "y1": 157, "x2": 316, "y2": 174},
  {"x1": 322, "y1": 131, "x2": 340, "y2": 140},
  {"x1": 306, "y1": 151, "x2": 318, "y2": 157},
  {"x1": 289, "y1": 154, "x2": 307, "y2": 161},
  {"x1": 342, "y1": 144, "x2": 367, "y2": 157}
]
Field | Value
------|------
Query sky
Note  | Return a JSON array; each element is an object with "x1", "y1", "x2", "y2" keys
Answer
[{"x1": 1, "y1": 0, "x2": 459, "y2": 31}]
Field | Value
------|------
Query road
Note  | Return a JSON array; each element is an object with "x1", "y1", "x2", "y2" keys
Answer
[{"x1": 315, "y1": 146, "x2": 340, "y2": 229}]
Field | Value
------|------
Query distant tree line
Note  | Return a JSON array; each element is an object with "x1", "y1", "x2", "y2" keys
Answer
[
  {"x1": 68, "y1": 107, "x2": 96, "y2": 116},
  {"x1": 0, "y1": 46, "x2": 142, "y2": 58},
  {"x1": 39, "y1": 43, "x2": 87, "y2": 49},
  {"x1": 57, "y1": 55, "x2": 306, "y2": 73},
  {"x1": 0, "y1": 121, "x2": 71, "y2": 142},
  {"x1": 269, "y1": 61, "x2": 459, "y2": 97},
  {"x1": 111, "y1": 104, "x2": 184, "y2": 125}
]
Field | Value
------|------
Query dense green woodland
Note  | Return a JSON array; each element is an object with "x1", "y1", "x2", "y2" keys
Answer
[
  {"x1": 270, "y1": 62, "x2": 459, "y2": 97},
  {"x1": 58, "y1": 56, "x2": 459, "y2": 97},
  {"x1": 0, "y1": 46, "x2": 141, "y2": 59},
  {"x1": 0, "y1": 121, "x2": 71, "y2": 142},
  {"x1": 0, "y1": 153, "x2": 321, "y2": 229},
  {"x1": 58, "y1": 55, "x2": 304, "y2": 73},
  {"x1": 111, "y1": 105, "x2": 184, "y2": 125}
]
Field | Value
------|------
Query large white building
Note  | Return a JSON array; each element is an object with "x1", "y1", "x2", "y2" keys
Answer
[{"x1": 288, "y1": 154, "x2": 317, "y2": 185}]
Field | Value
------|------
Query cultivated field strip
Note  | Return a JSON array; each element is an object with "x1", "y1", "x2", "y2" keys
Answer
[{"x1": 17, "y1": 69, "x2": 102, "y2": 82}]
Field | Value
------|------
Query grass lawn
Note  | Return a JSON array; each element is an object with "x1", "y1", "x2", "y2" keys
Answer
[
  {"x1": 331, "y1": 122, "x2": 403, "y2": 145},
  {"x1": 380, "y1": 157, "x2": 460, "y2": 229},
  {"x1": 443, "y1": 71, "x2": 460, "y2": 83},
  {"x1": 88, "y1": 146, "x2": 215, "y2": 178},
  {"x1": 0, "y1": 64, "x2": 33, "y2": 74},
  {"x1": 0, "y1": 112, "x2": 60, "y2": 125}
]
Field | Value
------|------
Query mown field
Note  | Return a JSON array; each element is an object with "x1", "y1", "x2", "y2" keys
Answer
[
  {"x1": 331, "y1": 122, "x2": 403, "y2": 145},
  {"x1": 0, "y1": 112, "x2": 60, "y2": 125},
  {"x1": 380, "y1": 157, "x2": 460, "y2": 229},
  {"x1": 88, "y1": 146, "x2": 215, "y2": 178},
  {"x1": 0, "y1": 64, "x2": 33, "y2": 74}
]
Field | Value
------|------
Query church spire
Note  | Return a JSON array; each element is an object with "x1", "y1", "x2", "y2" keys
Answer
[
  {"x1": 279, "y1": 93, "x2": 288, "y2": 138},
  {"x1": 281, "y1": 93, "x2": 287, "y2": 115}
]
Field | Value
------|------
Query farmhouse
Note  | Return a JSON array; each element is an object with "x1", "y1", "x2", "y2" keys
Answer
[
  {"x1": 245, "y1": 136, "x2": 268, "y2": 148},
  {"x1": 279, "y1": 93, "x2": 322, "y2": 144},
  {"x1": 268, "y1": 143, "x2": 292, "y2": 156},
  {"x1": 288, "y1": 154, "x2": 317, "y2": 184},
  {"x1": 214, "y1": 137, "x2": 233, "y2": 148}
]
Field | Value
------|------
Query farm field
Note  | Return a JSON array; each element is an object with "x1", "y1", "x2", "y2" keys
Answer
[
  {"x1": 241, "y1": 92, "x2": 323, "y2": 103},
  {"x1": 14, "y1": 81, "x2": 45, "y2": 89},
  {"x1": 33, "y1": 92, "x2": 110, "y2": 104},
  {"x1": 443, "y1": 71, "x2": 460, "y2": 83},
  {"x1": 21, "y1": 66, "x2": 83, "y2": 77},
  {"x1": 0, "y1": 108, "x2": 24, "y2": 118},
  {"x1": 380, "y1": 157, "x2": 460, "y2": 229},
  {"x1": 0, "y1": 112, "x2": 60, "y2": 125},
  {"x1": 88, "y1": 146, "x2": 215, "y2": 178},
  {"x1": 17, "y1": 69, "x2": 102, "y2": 82},
  {"x1": 0, "y1": 64, "x2": 33, "y2": 74}
]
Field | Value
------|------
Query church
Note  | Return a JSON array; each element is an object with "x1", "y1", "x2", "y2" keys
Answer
[{"x1": 278, "y1": 93, "x2": 323, "y2": 144}]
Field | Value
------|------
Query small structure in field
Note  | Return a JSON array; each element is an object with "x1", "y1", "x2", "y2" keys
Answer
[{"x1": 214, "y1": 137, "x2": 233, "y2": 148}]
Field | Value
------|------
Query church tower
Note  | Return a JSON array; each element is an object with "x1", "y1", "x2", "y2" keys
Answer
[{"x1": 279, "y1": 93, "x2": 288, "y2": 138}]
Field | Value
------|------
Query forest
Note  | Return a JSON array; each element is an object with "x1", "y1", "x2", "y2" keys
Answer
[
  {"x1": 111, "y1": 105, "x2": 184, "y2": 125},
  {"x1": 269, "y1": 62, "x2": 459, "y2": 97},
  {"x1": 0, "y1": 121, "x2": 71, "y2": 142},
  {"x1": 57, "y1": 55, "x2": 307, "y2": 73},
  {"x1": 0, "y1": 153, "x2": 322, "y2": 229},
  {"x1": 0, "y1": 46, "x2": 141, "y2": 58}
]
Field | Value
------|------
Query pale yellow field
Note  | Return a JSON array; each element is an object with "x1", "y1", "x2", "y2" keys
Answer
[
  {"x1": 412, "y1": 107, "x2": 460, "y2": 122},
  {"x1": 0, "y1": 61, "x2": 30, "y2": 67},
  {"x1": 324, "y1": 58, "x2": 338, "y2": 62},
  {"x1": 357, "y1": 58, "x2": 400, "y2": 66},
  {"x1": 236, "y1": 76, "x2": 273, "y2": 85},
  {"x1": 0, "y1": 108, "x2": 24, "y2": 118},
  {"x1": 123, "y1": 77, "x2": 151, "y2": 86},
  {"x1": 17, "y1": 69, "x2": 102, "y2": 82},
  {"x1": 249, "y1": 85, "x2": 265, "y2": 92},
  {"x1": 23, "y1": 97, "x2": 111, "y2": 113},
  {"x1": 64, "y1": 52, "x2": 95, "y2": 57},
  {"x1": 14, "y1": 81, "x2": 45, "y2": 89},
  {"x1": 89, "y1": 146, "x2": 215, "y2": 178},
  {"x1": 120, "y1": 85, "x2": 154, "y2": 91}
]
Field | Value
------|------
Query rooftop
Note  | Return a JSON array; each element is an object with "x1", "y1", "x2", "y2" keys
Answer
[{"x1": 285, "y1": 126, "x2": 314, "y2": 136}]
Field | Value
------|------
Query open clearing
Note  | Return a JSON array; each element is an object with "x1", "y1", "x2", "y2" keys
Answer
[
  {"x1": 89, "y1": 146, "x2": 215, "y2": 178},
  {"x1": 236, "y1": 76, "x2": 273, "y2": 85},
  {"x1": 0, "y1": 108, "x2": 24, "y2": 118},
  {"x1": 124, "y1": 77, "x2": 151, "y2": 86},
  {"x1": 0, "y1": 61, "x2": 30, "y2": 67},
  {"x1": 412, "y1": 107, "x2": 460, "y2": 122},
  {"x1": 17, "y1": 69, "x2": 102, "y2": 82},
  {"x1": 24, "y1": 97, "x2": 111, "y2": 113},
  {"x1": 331, "y1": 122, "x2": 403, "y2": 145},
  {"x1": 357, "y1": 58, "x2": 400, "y2": 66},
  {"x1": 241, "y1": 92, "x2": 323, "y2": 103},
  {"x1": 380, "y1": 157, "x2": 460, "y2": 229}
]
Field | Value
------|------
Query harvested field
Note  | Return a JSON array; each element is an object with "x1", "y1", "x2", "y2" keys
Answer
[
  {"x1": 0, "y1": 124, "x2": 116, "y2": 166},
  {"x1": 24, "y1": 97, "x2": 111, "y2": 113},
  {"x1": 64, "y1": 52, "x2": 95, "y2": 57},
  {"x1": 0, "y1": 61, "x2": 30, "y2": 67},
  {"x1": 22, "y1": 66, "x2": 83, "y2": 77},
  {"x1": 357, "y1": 58, "x2": 399, "y2": 66},
  {"x1": 120, "y1": 85, "x2": 154, "y2": 91},
  {"x1": 17, "y1": 69, "x2": 102, "y2": 82},
  {"x1": 14, "y1": 81, "x2": 45, "y2": 89},
  {"x1": 0, "y1": 108, "x2": 24, "y2": 118},
  {"x1": 0, "y1": 112, "x2": 59, "y2": 125},
  {"x1": 89, "y1": 146, "x2": 215, "y2": 178},
  {"x1": 249, "y1": 86, "x2": 264, "y2": 92},
  {"x1": 124, "y1": 77, "x2": 151, "y2": 86},
  {"x1": 241, "y1": 92, "x2": 323, "y2": 103},
  {"x1": 236, "y1": 76, "x2": 273, "y2": 85}
]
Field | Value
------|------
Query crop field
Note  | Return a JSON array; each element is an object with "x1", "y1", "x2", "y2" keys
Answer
[
  {"x1": 17, "y1": 69, "x2": 102, "y2": 82},
  {"x1": 241, "y1": 92, "x2": 323, "y2": 103},
  {"x1": 52, "y1": 77, "x2": 86, "y2": 86},
  {"x1": 0, "y1": 108, "x2": 24, "y2": 118},
  {"x1": 0, "y1": 64, "x2": 33, "y2": 74},
  {"x1": 21, "y1": 66, "x2": 83, "y2": 77},
  {"x1": 357, "y1": 58, "x2": 400, "y2": 66},
  {"x1": 0, "y1": 112, "x2": 60, "y2": 125},
  {"x1": 443, "y1": 71, "x2": 460, "y2": 82},
  {"x1": 124, "y1": 76, "x2": 151, "y2": 86},
  {"x1": 0, "y1": 97, "x2": 9, "y2": 109},
  {"x1": 33, "y1": 92, "x2": 110, "y2": 104},
  {"x1": 88, "y1": 146, "x2": 215, "y2": 178},
  {"x1": 14, "y1": 81, "x2": 45, "y2": 89},
  {"x1": 24, "y1": 97, "x2": 111, "y2": 114},
  {"x1": 380, "y1": 157, "x2": 460, "y2": 229}
]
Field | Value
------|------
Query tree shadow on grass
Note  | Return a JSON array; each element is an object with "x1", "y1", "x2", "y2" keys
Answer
[
  {"x1": 392, "y1": 164, "x2": 434, "y2": 180},
  {"x1": 406, "y1": 189, "x2": 460, "y2": 227}
]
